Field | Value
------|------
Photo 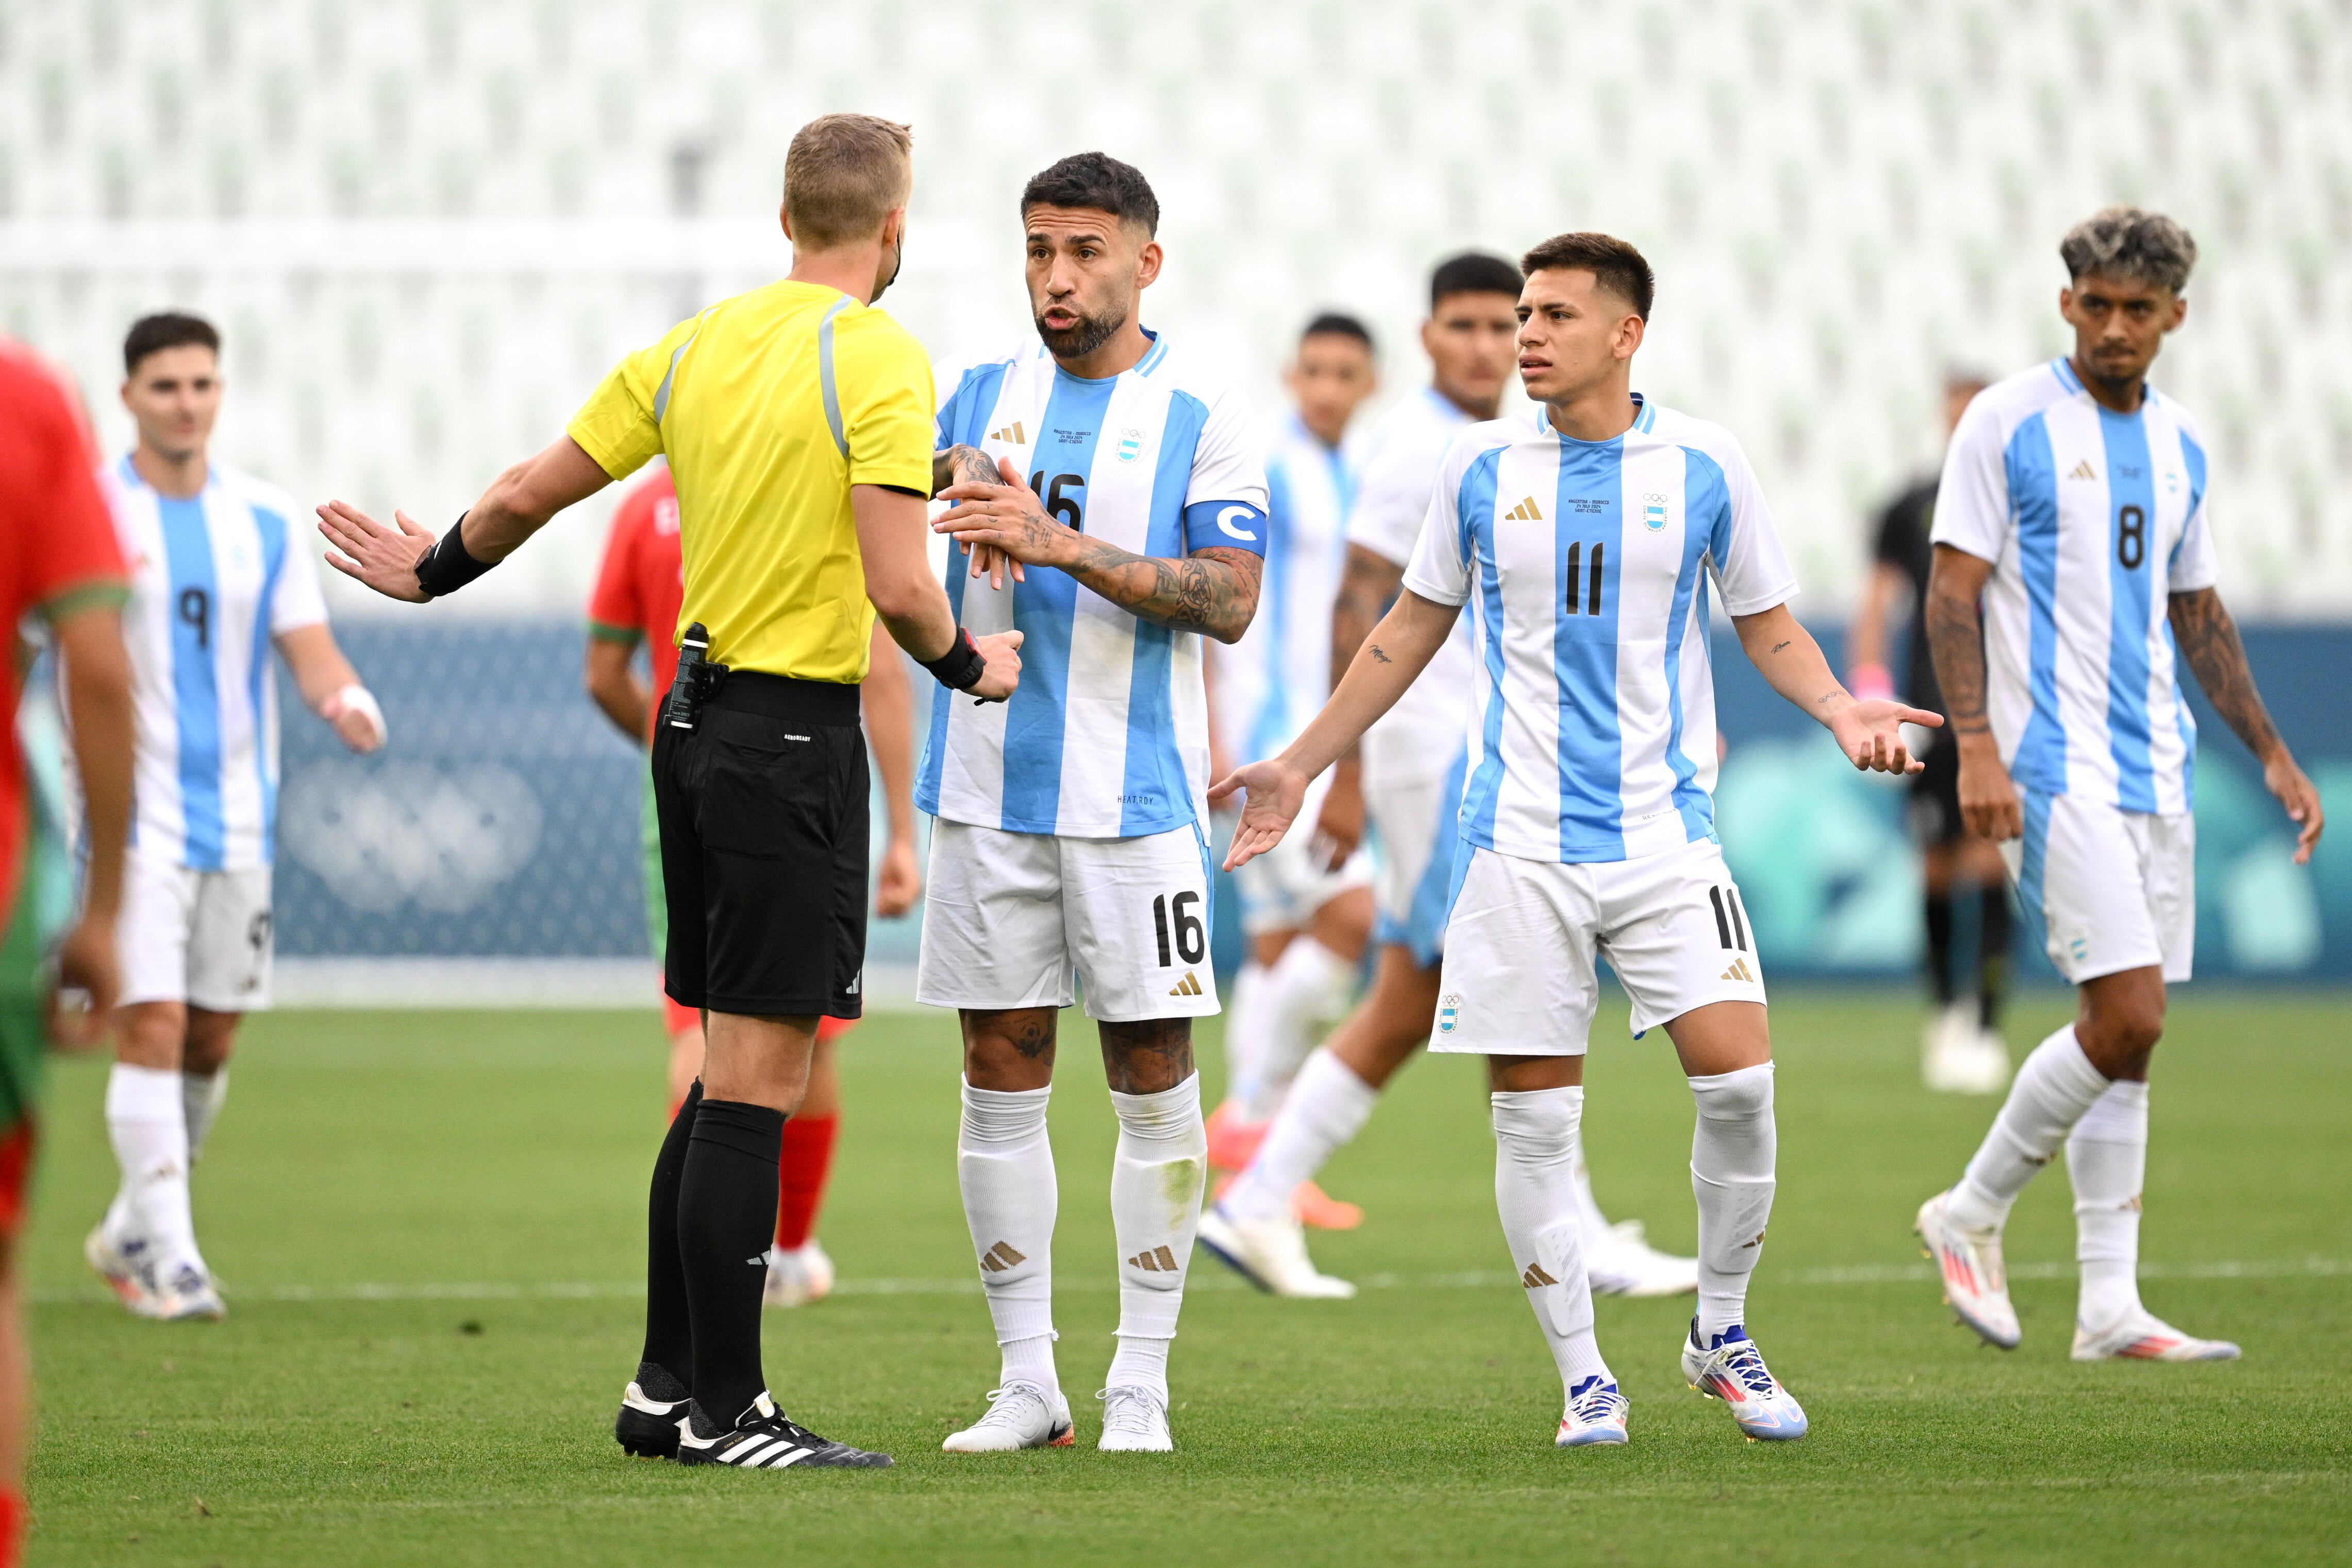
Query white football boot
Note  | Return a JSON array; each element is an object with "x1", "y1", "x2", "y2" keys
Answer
[
  {"x1": 1923, "y1": 1005, "x2": 2009, "y2": 1095},
  {"x1": 1096, "y1": 1386, "x2": 1173, "y2": 1453},
  {"x1": 1915, "y1": 1189, "x2": 2022, "y2": 1348},
  {"x1": 153, "y1": 1260, "x2": 227, "y2": 1322},
  {"x1": 941, "y1": 1381, "x2": 1076, "y2": 1452},
  {"x1": 2072, "y1": 1308, "x2": 2241, "y2": 1362},
  {"x1": 1195, "y1": 1204, "x2": 1356, "y2": 1299},
  {"x1": 1555, "y1": 1376, "x2": 1630, "y2": 1447},
  {"x1": 1586, "y1": 1220, "x2": 1700, "y2": 1298},
  {"x1": 1681, "y1": 1321, "x2": 1808, "y2": 1441},
  {"x1": 86, "y1": 1223, "x2": 165, "y2": 1316},
  {"x1": 762, "y1": 1240, "x2": 836, "y2": 1309}
]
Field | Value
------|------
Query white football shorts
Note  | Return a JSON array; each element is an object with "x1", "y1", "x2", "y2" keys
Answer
[
  {"x1": 1366, "y1": 743, "x2": 1469, "y2": 969},
  {"x1": 2004, "y1": 788, "x2": 2194, "y2": 985},
  {"x1": 1431, "y1": 837, "x2": 1764, "y2": 1056},
  {"x1": 1232, "y1": 769, "x2": 1371, "y2": 938},
  {"x1": 118, "y1": 849, "x2": 274, "y2": 1012},
  {"x1": 918, "y1": 819, "x2": 1221, "y2": 1022}
]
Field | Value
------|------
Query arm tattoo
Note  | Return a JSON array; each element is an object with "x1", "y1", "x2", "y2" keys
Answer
[
  {"x1": 1331, "y1": 547, "x2": 1405, "y2": 693},
  {"x1": 1098, "y1": 1016, "x2": 1196, "y2": 1095},
  {"x1": 932, "y1": 443, "x2": 1002, "y2": 494},
  {"x1": 1369, "y1": 644, "x2": 1393, "y2": 664},
  {"x1": 1061, "y1": 540, "x2": 1263, "y2": 642},
  {"x1": 1770, "y1": 640, "x2": 1791, "y2": 654},
  {"x1": 2169, "y1": 588, "x2": 2282, "y2": 759},
  {"x1": 1924, "y1": 577, "x2": 1992, "y2": 735}
]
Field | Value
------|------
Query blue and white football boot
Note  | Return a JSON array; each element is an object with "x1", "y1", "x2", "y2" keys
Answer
[
  {"x1": 1681, "y1": 1321, "x2": 1808, "y2": 1441},
  {"x1": 1555, "y1": 1376, "x2": 1629, "y2": 1447}
]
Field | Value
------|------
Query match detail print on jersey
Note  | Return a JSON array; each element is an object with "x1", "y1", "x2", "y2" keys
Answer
[
  {"x1": 921, "y1": 335, "x2": 1269, "y2": 840},
  {"x1": 1930, "y1": 357, "x2": 2218, "y2": 815},
  {"x1": 1404, "y1": 398, "x2": 1797, "y2": 866}
]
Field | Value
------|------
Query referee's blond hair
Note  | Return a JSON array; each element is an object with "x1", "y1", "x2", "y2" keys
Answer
[{"x1": 783, "y1": 114, "x2": 913, "y2": 250}]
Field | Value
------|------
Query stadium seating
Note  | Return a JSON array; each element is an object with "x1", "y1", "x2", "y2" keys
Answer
[{"x1": 0, "y1": 0, "x2": 2340, "y2": 619}]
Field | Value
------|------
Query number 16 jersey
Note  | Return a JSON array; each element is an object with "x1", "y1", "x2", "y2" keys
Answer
[
  {"x1": 922, "y1": 335, "x2": 1269, "y2": 840},
  {"x1": 1930, "y1": 358, "x2": 2220, "y2": 815}
]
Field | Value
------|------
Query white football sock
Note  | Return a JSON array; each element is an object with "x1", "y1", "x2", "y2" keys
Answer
[
  {"x1": 1106, "y1": 1075, "x2": 1206, "y2": 1403},
  {"x1": 1223, "y1": 1047, "x2": 1379, "y2": 1225},
  {"x1": 1492, "y1": 1087, "x2": 1611, "y2": 1395},
  {"x1": 957, "y1": 1079, "x2": 1060, "y2": 1397},
  {"x1": 2067, "y1": 1078, "x2": 2149, "y2": 1332},
  {"x1": 106, "y1": 1063, "x2": 203, "y2": 1270},
  {"x1": 182, "y1": 1070, "x2": 228, "y2": 1162},
  {"x1": 1947, "y1": 1025, "x2": 2111, "y2": 1230},
  {"x1": 1238, "y1": 938, "x2": 1354, "y2": 1123},
  {"x1": 1217, "y1": 960, "x2": 1269, "y2": 1121},
  {"x1": 1690, "y1": 1063, "x2": 1776, "y2": 1342}
]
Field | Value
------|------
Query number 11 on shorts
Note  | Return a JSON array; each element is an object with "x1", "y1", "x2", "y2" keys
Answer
[{"x1": 1152, "y1": 892, "x2": 1205, "y2": 968}]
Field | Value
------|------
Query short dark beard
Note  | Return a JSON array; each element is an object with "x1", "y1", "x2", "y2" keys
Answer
[{"x1": 1035, "y1": 303, "x2": 1126, "y2": 362}]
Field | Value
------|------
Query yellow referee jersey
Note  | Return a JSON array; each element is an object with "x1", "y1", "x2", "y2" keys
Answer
[{"x1": 568, "y1": 280, "x2": 934, "y2": 683}]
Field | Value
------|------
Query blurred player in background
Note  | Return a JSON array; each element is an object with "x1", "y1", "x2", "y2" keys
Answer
[
  {"x1": 1219, "y1": 233, "x2": 1938, "y2": 1447},
  {"x1": 1847, "y1": 371, "x2": 2013, "y2": 1095},
  {"x1": 922, "y1": 153, "x2": 1267, "y2": 1455},
  {"x1": 1200, "y1": 254, "x2": 1696, "y2": 1302},
  {"x1": 0, "y1": 338, "x2": 136, "y2": 1568},
  {"x1": 1916, "y1": 207, "x2": 2324, "y2": 1363},
  {"x1": 83, "y1": 314, "x2": 386, "y2": 1323},
  {"x1": 586, "y1": 460, "x2": 925, "y2": 1308},
  {"x1": 1204, "y1": 312, "x2": 1380, "y2": 1232}
]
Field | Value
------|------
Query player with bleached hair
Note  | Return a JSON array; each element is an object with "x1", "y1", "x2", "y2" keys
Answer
[
  {"x1": 1915, "y1": 206, "x2": 2323, "y2": 1362},
  {"x1": 1217, "y1": 232, "x2": 1934, "y2": 1447}
]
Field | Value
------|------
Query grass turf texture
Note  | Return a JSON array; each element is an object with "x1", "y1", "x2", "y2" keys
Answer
[{"x1": 19, "y1": 993, "x2": 2351, "y2": 1566}]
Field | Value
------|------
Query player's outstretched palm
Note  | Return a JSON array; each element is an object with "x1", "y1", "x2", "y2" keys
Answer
[
  {"x1": 316, "y1": 501, "x2": 435, "y2": 603},
  {"x1": 1210, "y1": 758, "x2": 1310, "y2": 870},
  {"x1": 1828, "y1": 699, "x2": 1942, "y2": 775}
]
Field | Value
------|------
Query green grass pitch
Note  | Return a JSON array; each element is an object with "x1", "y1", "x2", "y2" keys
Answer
[{"x1": 18, "y1": 992, "x2": 2351, "y2": 1565}]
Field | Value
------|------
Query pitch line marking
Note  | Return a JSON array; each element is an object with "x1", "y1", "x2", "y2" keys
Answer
[{"x1": 25, "y1": 1256, "x2": 2348, "y2": 1307}]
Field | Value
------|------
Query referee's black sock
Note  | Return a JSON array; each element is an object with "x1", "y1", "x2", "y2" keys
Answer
[
  {"x1": 679, "y1": 1098, "x2": 787, "y2": 1430},
  {"x1": 1923, "y1": 890, "x2": 1956, "y2": 1006},
  {"x1": 637, "y1": 1080, "x2": 704, "y2": 1400},
  {"x1": 1977, "y1": 883, "x2": 2013, "y2": 1030}
]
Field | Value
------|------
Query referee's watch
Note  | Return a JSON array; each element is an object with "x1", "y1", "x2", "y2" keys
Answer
[{"x1": 920, "y1": 627, "x2": 995, "y2": 701}]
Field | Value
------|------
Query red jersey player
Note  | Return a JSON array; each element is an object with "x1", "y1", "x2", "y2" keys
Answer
[
  {"x1": 0, "y1": 339, "x2": 137, "y2": 1567},
  {"x1": 586, "y1": 463, "x2": 923, "y2": 1308}
]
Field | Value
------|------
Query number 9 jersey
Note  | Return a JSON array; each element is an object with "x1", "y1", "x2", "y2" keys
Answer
[{"x1": 1929, "y1": 358, "x2": 2220, "y2": 815}]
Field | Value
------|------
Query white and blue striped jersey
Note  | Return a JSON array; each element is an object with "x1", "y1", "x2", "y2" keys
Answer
[
  {"x1": 1931, "y1": 358, "x2": 2218, "y2": 814},
  {"x1": 1404, "y1": 397, "x2": 1796, "y2": 865},
  {"x1": 922, "y1": 335, "x2": 1270, "y2": 838},
  {"x1": 1211, "y1": 412, "x2": 1361, "y2": 765},
  {"x1": 100, "y1": 457, "x2": 327, "y2": 871},
  {"x1": 1348, "y1": 387, "x2": 1478, "y2": 785}
]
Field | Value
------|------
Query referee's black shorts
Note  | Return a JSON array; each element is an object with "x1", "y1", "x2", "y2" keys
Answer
[{"x1": 651, "y1": 672, "x2": 868, "y2": 1020}]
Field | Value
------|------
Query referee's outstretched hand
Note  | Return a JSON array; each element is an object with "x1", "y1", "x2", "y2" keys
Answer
[
  {"x1": 1211, "y1": 758, "x2": 1309, "y2": 871},
  {"x1": 315, "y1": 500, "x2": 434, "y2": 604}
]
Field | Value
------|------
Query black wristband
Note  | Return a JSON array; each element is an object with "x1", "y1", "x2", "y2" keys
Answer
[
  {"x1": 413, "y1": 513, "x2": 497, "y2": 599},
  {"x1": 919, "y1": 627, "x2": 989, "y2": 694}
]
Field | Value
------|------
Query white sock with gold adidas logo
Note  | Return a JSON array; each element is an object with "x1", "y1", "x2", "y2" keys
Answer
[
  {"x1": 1690, "y1": 1063, "x2": 1776, "y2": 1342},
  {"x1": 1947, "y1": 1025, "x2": 2112, "y2": 1230},
  {"x1": 957, "y1": 1078, "x2": 1061, "y2": 1397},
  {"x1": 1106, "y1": 1075, "x2": 1206, "y2": 1403},
  {"x1": 1493, "y1": 1087, "x2": 1611, "y2": 1395},
  {"x1": 2067, "y1": 1079, "x2": 2150, "y2": 1333}
]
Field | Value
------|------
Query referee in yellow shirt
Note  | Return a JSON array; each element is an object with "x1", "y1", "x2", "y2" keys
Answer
[{"x1": 318, "y1": 114, "x2": 1020, "y2": 1471}]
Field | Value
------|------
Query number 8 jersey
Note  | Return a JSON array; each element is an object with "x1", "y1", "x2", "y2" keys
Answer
[
  {"x1": 98, "y1": 457, "x2": 328, "y2": 871},
  {"x1": 1930, "y1": 358, "x2": 2220, "y2": 814},
  {"x1": 1403, "y1": 398, "x2": 1797, "y2": 866},
  {"x1": 922, "y1": 336, "x2": 1269, "y2": 839}
]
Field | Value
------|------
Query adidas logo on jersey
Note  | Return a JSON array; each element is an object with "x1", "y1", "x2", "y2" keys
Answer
[
  {"x1": 1522, "y1": 1263, "x2": 1560, "y2": 1288},
  {"x1": 979, "y1": 1241, "x2": 1026, "y2": 1274},
  {"x1": 1506, "y1": 496, "x2": 1545, "y2": 521},
  {"x1": 1167, "y1": 971, "x2": 1204, "y2": 997},
  {"x1": 2066, "y1": 459, "x2": 2098, "y2": 480},
  {"x1": 1721, "y1": 958, "x2": 1756, "y2": 982},
  {"x1": 990, "y1": 421, "x2": 1029, "y2": 445},
  {"x1": 1128, "y1": 1245, "x2": 1181, "y2": 1272}
]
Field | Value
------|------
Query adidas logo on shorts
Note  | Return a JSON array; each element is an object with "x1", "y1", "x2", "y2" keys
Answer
[
  {"x1": 1167, "y1": 971, "x2": 1204, "y2": 997},
  {"x1": 1721, "y1": 958, "x2": 1756, "y2": 982}
]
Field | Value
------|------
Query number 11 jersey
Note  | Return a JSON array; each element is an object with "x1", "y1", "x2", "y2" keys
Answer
[
  {"x1": 1930, "y1": 358, "x2": 2219, "y2": 816},
  {"x1": 922, "y1": 335, "x2": 1269, "y2": 840}
]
